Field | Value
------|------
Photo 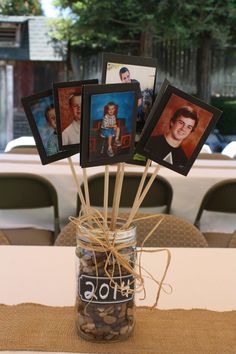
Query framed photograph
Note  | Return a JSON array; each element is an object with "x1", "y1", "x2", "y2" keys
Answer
[
  {"x1": 21, "y1": 89, "x2": 78, "y2": 165},
  {"x1": 80, "y1": 82, "x2": 139, "y2": 168},
  {"x1": 101, "y1": 52, "x2": 158, "y2": 164},
  {"x1": 136, "y1": 84, "x2": 222, "y2": 176},
  {"x1": 53, "y1": 79, "x2": 98, "y2": 151}
]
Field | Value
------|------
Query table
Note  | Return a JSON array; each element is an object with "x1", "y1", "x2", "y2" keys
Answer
[
  {"x1": 1, "y1": 153, "x2": 236, "y2": 232},
  {"x1": 0, "y1": 245, "x2": 235, "y2": 310},
  {"x1": 0, "y1": 246, "x2": 236, "y2": 354}
]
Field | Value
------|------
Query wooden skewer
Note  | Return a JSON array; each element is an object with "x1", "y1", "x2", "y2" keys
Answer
[
  {"x1": 110, "y1": 163, "x2": 121, "y2": 229},
  {"x1": 110, "y1": 163, "x2": 124, "y2": 230},
  {"x1": 67, "y1": 157, "x2": 87, "y2": 212},
  {"x1": 112, "y1": 162, "x2": 125, "y2": 230},
  {"x1": 82, "y1": 167, "x2": 90, "y2": 208},
  {"x1": 127, "y1": 158, "x2": 151, "y2": 223},
  {"x1": 124, "y1": 164, "x2": 161, "y2": 228},
  {"x1": 103, "y1": 165, "x2": 109, "y2": 228}
]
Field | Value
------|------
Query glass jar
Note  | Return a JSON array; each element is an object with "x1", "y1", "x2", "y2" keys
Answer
[{"x1": 75, "y1": 219, "x2": 136, "y2": 342}]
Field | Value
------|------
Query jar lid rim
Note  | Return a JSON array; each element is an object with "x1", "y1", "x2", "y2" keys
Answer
[{"x1": 77, "y1": 219, "x2": 136, "y2": 244}]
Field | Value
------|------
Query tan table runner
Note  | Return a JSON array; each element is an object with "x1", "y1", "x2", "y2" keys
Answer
[{"x1": 0, "y1": 303, "x2": 236, "y2": 354}]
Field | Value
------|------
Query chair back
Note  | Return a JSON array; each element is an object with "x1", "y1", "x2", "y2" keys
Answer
[
  {"x1": 0, "y1": 173, "x2": 60, "y2": 244},
  {"x1": 4, "y1": 137, "x2": 37, "y2": 154},
  {"x1": 229, "y1": 231, "x2": 236, "y2": 248},
  {"x1": 197, "y1": 153, "x2": 233, "y2": 160},
  {"x1": 0, "y1": 230, "x2": 11, "y2": 245},
  {"x1": 55, "y1": 213, "x2": 207, "y2": 248},
  {"x1": 54, "y1": 221, "x2": 76, "y2": 246},
  {"x1": 5, "y1": 146, "x2": 38, "y2": 154},
  {"x1": 134, "y1": 213, "x2": 208, "y2": 247},
  {"x1": 194, "y1": 179, "x2": 236, "y2": 228},
  {"x1": 76, "y1": 172, "x2": 173, "y2": 215},
  {"x1": 221, "y1": 141, "x2": 236, "y2": 159}
]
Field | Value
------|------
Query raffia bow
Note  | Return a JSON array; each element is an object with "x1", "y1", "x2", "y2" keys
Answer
[{"x1": 71, "y1": 208, "x2": 172, "y2": 308}]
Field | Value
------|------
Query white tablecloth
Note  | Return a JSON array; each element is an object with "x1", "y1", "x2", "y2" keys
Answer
[
  {"x1": 0, "y1": 245, "x2": 236, "y2": 354},
  {"x1": 1, "y1": 153, "x2": 236, "y2": 232},
  {"x1": 0, "y1": 245, "x2": 235, "y2": 311}
]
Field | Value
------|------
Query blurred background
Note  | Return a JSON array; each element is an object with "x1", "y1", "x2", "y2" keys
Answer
[{"x1": 0, "y1": 0, "x2": 235, "y2": 153}]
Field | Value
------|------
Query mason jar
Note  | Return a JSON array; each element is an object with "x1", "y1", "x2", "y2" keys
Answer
[{"x1": 75, "y1": 219, "x2": 136, "y2": 342}]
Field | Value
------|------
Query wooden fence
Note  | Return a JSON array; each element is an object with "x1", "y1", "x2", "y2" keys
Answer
[{"x1": 72, "y1": 41, "x2": 236, "y2": 97}]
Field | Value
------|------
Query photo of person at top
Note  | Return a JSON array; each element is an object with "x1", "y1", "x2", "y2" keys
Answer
[
  {"x1": 119, "y1": 67, "x2": 144, "y2": 134},
  {"x1": 44, "y1": 104, "x2": 59, "y2": 156},
  {"x1": 144, "y1": 106, "x2": 199, "y2": 168},
  {"x1": 62, "y1": 92, "x2": 81, "y2": 145},
  {"x1": 101, "y1": 101, "x2": 121, "y2": 157}
]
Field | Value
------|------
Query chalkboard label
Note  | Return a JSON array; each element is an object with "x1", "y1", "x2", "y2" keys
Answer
[{"x1": 79, "y1": 274, "x2": 134, "y2": 304}]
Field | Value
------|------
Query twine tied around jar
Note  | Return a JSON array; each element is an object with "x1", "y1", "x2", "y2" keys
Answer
[{"x1": 71, "y1": 208, "x2": 172, "y2": 308}]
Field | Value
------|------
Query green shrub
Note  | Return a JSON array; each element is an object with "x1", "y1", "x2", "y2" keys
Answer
[{"x1": 211, "y1": 97, "x2": 236, "y2": 135}]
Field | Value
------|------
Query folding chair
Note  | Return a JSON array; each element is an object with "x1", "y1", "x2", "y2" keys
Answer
[
  {"x1": 194, "y1": 179, "x2": 236, "y2": 247},
  {"x1": 0, "y1": 173, "x2": 60, "y2": 245},
  {"x1": 76, "y1": 172, "x2": 173, "y2": 215}
]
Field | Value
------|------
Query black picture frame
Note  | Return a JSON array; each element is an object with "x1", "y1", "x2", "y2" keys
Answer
[
  {"x1": 53, "y1": 79, "x2": 98, "y2": 151},
  {"x1": 101, "y1": 52, "x2": 158, "y2": 165},
  {"x1": 80, "y1": 82, "x2": 139, "y2": 168},
  {"x1": 136, "y1": 83, "x2": 222, "y2": 176},
  {"x1": 21, "y1": 89, "x2": 78, "y2": 165}
]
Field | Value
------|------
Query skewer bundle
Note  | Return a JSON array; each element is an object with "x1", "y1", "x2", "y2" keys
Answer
[{"x1": 68, "y1": 157, "x2": 161, "y2": 232}]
